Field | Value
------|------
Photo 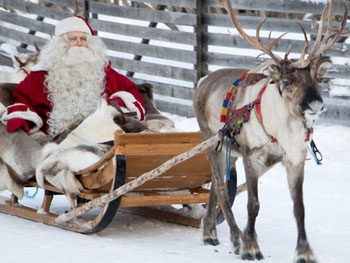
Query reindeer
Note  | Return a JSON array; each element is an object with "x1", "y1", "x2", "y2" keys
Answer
[
  {"x1": 193, "y1": 0, "x2": 347, "y2": 262},
  {"x1": 0, "y1": 43, "x2": 40, "y2": 83},
  {"x1": 137, "y1": 83, "x2": 176, "y2": 131}
]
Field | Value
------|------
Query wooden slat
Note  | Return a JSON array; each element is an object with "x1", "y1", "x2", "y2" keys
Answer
[
  {"x1": 117, "y1": 0, "x2": 198, "y2": 9},
  {"x1": 126, "y1": 179, "x2": 211, "y2": 191},
  {"x1": 0, "y1": 25, "x2": 49, "y2": 48},
  {"x1": 120, "y1": 191, "x2": 209, "y2": 207},
  {"x1": 92, "y1": 19, "x2": 197, "y2": 46},
  {"x1": 115, "y1": 132, "x2": 203, "y2": 145},
  {"x1": 132, "y1": 80, "x2": 195, "y2": 100},
  {"x1": 154, "y1": 100, "x2": 195, "y2": 118},
  {"x1": 43, "y1": 0, "x2": 83, "y2": 8},
  {"x1": 109, "y1": 57, "x2": 198, "y2": 83},
  {"x1": 203, "y1": 0, "x2": 350, "y2": 14},
  {"x1": 121, "y1": 143, "x2": 204, "y2": 155},
  {"x1": 89, "y1": 2, "x2": 198, "y2": 26},
  {"x1": 101, "y1": 38, "x2": 197, "y2": 64},
  {"x1": 202, "y1": 31, "x2": 350, "y2": 59},
  {"x1": 0, "y1": 202, "x2": 91, "y2": 232},
  {"x1": 0, "y1": 0, "x2": 74, "y2": 20},
  {"x1": 0, "y1": 10, "x2": 54, "y2": 34},
  {"x1": 125, "y1": 154, "x2": 210, "y2": 178}
]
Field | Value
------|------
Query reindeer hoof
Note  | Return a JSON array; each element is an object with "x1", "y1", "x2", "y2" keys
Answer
[
  {"x1": 295, "y1": 258, "x2": 317, "y2": 263},
  {"x1": 203, "y1": 237, "x2": 220, "y2": 246},
  {"x1": 241, "y1": 251, "x2": 264, "y2": 261},
  {"x1": 255, "y1": 251, "x2": 264, "y2": 260}
]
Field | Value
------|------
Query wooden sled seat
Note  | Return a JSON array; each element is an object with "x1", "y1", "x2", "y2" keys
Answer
[{"x1": 0, "y1": 131, "x2": 212, "y2": 233}]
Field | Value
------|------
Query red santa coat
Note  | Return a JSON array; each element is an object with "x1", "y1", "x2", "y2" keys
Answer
[{"x1": 1, "y1": 62, "x2": 145, "y2": 135}]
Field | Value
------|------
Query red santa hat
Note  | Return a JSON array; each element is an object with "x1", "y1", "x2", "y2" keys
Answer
[{"x1": 55, "y1": 16, "x2": 95, "y2": 36}]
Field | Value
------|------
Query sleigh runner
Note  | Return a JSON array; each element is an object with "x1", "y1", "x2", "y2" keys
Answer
[{"x1": 0, "y1": 130, "x2": 214, "y2": 233}]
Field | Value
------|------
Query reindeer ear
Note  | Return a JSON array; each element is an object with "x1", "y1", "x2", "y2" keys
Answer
[
  {"x1": 263, "y1": 64, "x2": 281, "y2": 81},
  {"x1": 14, "y1": 56, "x2": 25, "y2": 68},
  {"x1": 316, "y1": 57, "x2": 332, "y2": 78}
]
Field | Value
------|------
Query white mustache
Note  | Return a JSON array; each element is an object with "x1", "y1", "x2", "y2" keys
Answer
[{"x1": 62, "y1": 46, "x2": 97, "y2": 65}]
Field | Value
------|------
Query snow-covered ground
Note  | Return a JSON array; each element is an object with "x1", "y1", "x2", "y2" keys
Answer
[{"x1": 0, "y1": 114, "x2": 349, "y2": 263}]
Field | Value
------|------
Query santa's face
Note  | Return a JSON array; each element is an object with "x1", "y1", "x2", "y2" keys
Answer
[{"x1": 66, "y1": 31, "x2": 88, "y2": 49}]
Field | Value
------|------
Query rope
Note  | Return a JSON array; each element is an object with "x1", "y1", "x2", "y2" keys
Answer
[
  {"x1": 24, "y1": 187, "x2": 39, "y2": 199},
  {"x1": 55, "y1": 133, "x2": 221, "y2": 225}
]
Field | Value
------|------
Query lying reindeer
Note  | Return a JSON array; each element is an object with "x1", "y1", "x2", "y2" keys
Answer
[
  {"x1": 0, "y1": 43, "x2": 40, "y2": 83},
  {"x1": 137, "y1": 83, "x2": 176, "y2": 131},
  {"x1": 193, "y1": 0, "x2": 347, "y2": 262}
]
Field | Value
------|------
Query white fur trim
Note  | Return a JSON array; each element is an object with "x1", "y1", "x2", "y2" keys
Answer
[
  {"x1": 55, "y1": 17, "x2": 92, "y2": 36},
  {"x1": 1, "y1": 106, "x2": 43, "y2": 134},
  {"x1": 110, "y1": 91, "x2": 144, "y2": 120}
]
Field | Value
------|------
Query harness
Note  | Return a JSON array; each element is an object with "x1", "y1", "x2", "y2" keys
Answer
[
  {"x1": 219, "y1": 72, "x2": 313, "y2": 147},
  {"x1": 217, "y1": 71, "x2": 320, "y2": 170},
  {"x1": 219, "y1": 72, "x2": 276, "y2": 145},
  {"x1": 17, "y1": 67, "x2": 30, "y2": 76},
  {"x1": 254, "y1": 85, "x2": 277, "y2": 142}
]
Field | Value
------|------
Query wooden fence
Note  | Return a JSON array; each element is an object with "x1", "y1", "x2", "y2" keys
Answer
[{"x1": 0, "y1": 0, "x2": 349, "y2": 122}]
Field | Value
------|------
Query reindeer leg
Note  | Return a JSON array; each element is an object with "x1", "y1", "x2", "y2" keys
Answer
[
  {"x1": 202, "y1": 147, "x2": 242, "y2": 255},
  {"x1": 0, "y1": 159, "x2": 25, "y2": 200},
  {"x1": 202, "y1": 177, "x2": 219, "y2": 246},
  {"x1": 285, "y1": 161, "x2": 317, "y2": 263},
  {"x1": 240, "y1": 151, "x2": 264, "y2": 260}
]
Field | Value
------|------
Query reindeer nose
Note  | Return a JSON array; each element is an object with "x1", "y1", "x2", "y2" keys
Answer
[{"x1": 303, "y1": 101, "x2": 325, "y2": 120}]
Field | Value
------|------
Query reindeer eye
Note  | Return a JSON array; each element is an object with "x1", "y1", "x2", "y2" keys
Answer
[{"x1": 283, "y1": 80, "x2": 290, "y2": 88}]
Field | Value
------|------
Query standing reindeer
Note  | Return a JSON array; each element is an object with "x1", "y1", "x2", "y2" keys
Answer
[{"x1": 193, "y1": 0, "x2": 348, "y2": 262}]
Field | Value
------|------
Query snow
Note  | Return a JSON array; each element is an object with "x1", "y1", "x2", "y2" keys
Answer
[{"x1": 0, "y1": 114, "x2": 349, "y2": 263}]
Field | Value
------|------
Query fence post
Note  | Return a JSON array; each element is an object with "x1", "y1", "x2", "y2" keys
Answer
[{"x1": 194, "y1": 0, "x2": 207, "y2": 88}]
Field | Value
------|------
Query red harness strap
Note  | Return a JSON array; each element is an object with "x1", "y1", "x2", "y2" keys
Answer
[
  {"x1": 255, "y1": 85, "x2": 277, "y2": 142},
  {"x1": 17, "y1": 68, "x2": 30, "y2": 75}
]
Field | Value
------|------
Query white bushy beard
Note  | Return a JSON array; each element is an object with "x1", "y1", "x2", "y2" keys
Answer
[{"x1": 45, "y1": 46, "x2": 106, "y2": 137}]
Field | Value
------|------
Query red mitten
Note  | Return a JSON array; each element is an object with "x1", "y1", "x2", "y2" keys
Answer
[{"x1": 7, "y1": 118, "x2": 30, "y2": 133}]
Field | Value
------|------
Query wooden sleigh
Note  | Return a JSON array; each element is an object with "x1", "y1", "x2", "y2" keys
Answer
[
  {"x1": 0, "y1": 82, "x2": 238, "y2": 234},
  {"x1": 0, "y1": 120, "x2": 213, "y2": 233}
]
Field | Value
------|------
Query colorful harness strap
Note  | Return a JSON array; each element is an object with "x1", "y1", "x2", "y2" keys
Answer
[
  {"x1": 220, "y1": 72, "x2": 246, "y2": 123},
  {"x1": 220, "y1": 72, "x2": 266, "y2": 124}
]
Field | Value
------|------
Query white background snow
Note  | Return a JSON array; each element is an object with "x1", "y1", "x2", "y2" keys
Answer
[{"x1": 0, "y1": 114, "x2": 349, "y2": 263}]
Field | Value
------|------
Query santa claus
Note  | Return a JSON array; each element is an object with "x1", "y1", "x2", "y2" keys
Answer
[{"x1": 1, "y1": 16, "x2": 145, "y2": 138}]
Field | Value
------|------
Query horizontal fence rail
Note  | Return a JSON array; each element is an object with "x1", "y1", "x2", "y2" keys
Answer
[{"x1": 0, "y1": 0, "x2": 349, "y2": 123}]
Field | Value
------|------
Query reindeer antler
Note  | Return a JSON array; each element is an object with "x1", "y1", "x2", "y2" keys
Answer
[
  {"x1": 218, "y1": 0, "x2": 286, "y2": 65},
  {"x1": 291, "y1": 0, "x2": 348, "y2": 69},
  {"x1": 219, "y1": 0, "x2": 349, "y2": 71}
]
